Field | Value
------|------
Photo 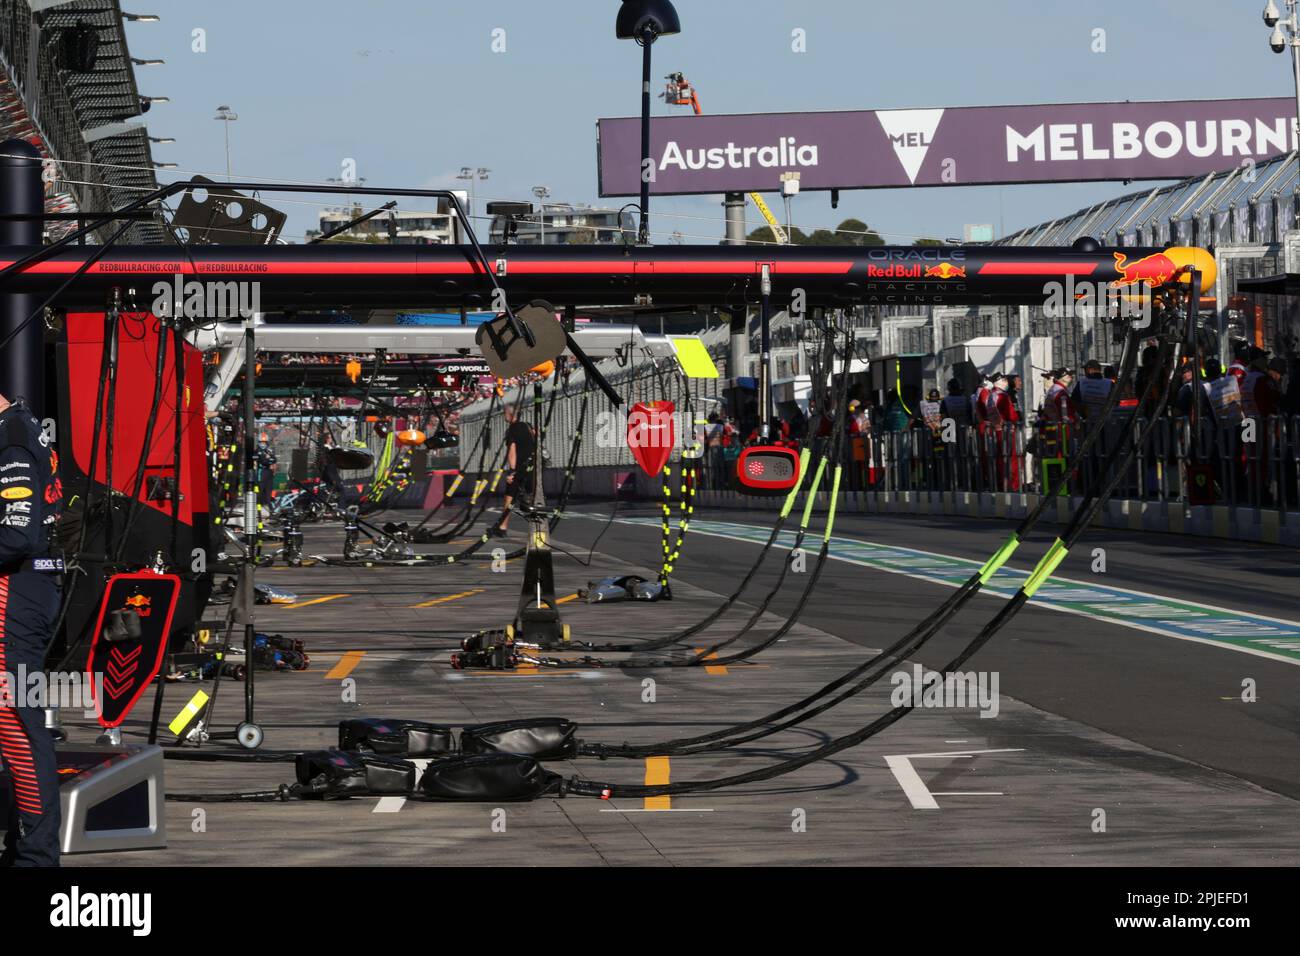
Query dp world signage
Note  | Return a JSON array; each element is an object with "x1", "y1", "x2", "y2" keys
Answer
[{"x1": 597, "y1": 97, "x2": 1298, "y2": 195}]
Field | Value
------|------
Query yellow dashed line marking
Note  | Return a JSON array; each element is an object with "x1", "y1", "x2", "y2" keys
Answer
[
  {"x1": 285, "y1": 593, "x2": 349, "y2": 609},
  {"x1": 410, "y1": 588, "x2": 485, "y2": 609},
  {"x1": 325, "y1": 650, "x2": 366, "y2": 680},
  {"x1": 693, "y1": 648, "x2": 728, "y2": 675},
  {"x1": 644, "y1": 756, "x2": 671, "y2": 810}
]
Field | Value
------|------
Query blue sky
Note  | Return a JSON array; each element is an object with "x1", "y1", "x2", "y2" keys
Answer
[{"x1": 123, "y1": 0, "x2": 1291, "y2": 245}]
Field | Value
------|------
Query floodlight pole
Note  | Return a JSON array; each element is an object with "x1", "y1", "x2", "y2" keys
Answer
[
  {"x1": 759, "y1": 264, "x2": 773, "y2": 438},
  {"x1": 239, "y1": 319, "x2": 258, "y2": 733},
  {"x1": 638, "y1": 27, "x2": 654, "y2": 245}
]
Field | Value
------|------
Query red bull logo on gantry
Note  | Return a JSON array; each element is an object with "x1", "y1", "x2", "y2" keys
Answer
[
  {"x1": 1109, "y1": 247, "x2": 1217, "y2": 292},
  {"x1": 1110, "y1": 251, "x2": 1178, "y2": 289},
  {"x1": 923, "y1": 261, "x2": 966, "y2": 280}
]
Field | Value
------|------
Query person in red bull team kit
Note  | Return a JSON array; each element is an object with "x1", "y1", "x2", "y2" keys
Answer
[
  {"x1": 978, "y1": 373, "x2": 1005, "y2": 489},
  {"x1": 972, "y1": 376, "x2": 991, "y2": 428},
  {"x1": 988, "y1": 372, "x2": 1021, "y2": 490},
  {"x1": 0, "y1": 391, "x2": 63, "y2": 868},
  {"x1": 972, "y1": 375, "x2": 995, "y2": 487},
  {"x1": 1038, "y1": 367, "x2": 1075, "y2": 462},
  {"x1": 1227, "y1": 340, "x2": 1250, "y2": 384}
]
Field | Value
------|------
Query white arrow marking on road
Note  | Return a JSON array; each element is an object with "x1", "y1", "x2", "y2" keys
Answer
[{"x1": 883, "y1": 748, "x2": 1024, "y2": 810}]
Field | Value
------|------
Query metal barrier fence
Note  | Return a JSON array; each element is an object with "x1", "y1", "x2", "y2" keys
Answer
[
  {"x1": 458, "y1": 362, "x2": 729, "y2": 477},
  {"x1": 458, "y1": 362, "x2": 1298, "y2": 518},
  {"x1": 829, "y1": 414, "x2": 1300, "y2": 512}
]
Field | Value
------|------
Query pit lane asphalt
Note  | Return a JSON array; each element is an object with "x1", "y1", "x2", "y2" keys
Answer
[
  {"x1": 60, "y1": 504, "x2": 1300, "y2": 866},
  {"x1": 561, "y1": 504, "x2": 1300, "y2": 800}
]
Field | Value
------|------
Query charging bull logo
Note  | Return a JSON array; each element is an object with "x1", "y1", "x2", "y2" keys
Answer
[
  {"x1": 123, "y1": 593, "x2": 152, "y2": 618},
  {"x1": 626, "y1": 400, "x2": 676, "y2": 477},
  {"x1": 1111, "y1": 251, "x2": 1178, "y2": 289},
  {"x1": 923, "y1": 261, "x2": 966, "y2": 280}
]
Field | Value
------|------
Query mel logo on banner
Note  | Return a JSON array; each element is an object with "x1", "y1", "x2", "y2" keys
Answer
[
  {"x1": 627, "y1": 400, "x2": 675, "y2": 477},
  {"x1": 86, "y1": 572, "x2": 181, "y2": 729},
  {"x1": 876, "y1": 108, "x2": 945, "y2": 185}
]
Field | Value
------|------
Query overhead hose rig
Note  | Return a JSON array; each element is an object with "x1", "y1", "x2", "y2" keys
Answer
[
  {"x1": 158, "y1": 268, "x2": 1205, "y2": 803},
  {"x1": 2, "y1": 166, "x2": 1216, "y2": 785},
  {"x1": 515, "y1": 321, "x2": 856, "y2": 671}
]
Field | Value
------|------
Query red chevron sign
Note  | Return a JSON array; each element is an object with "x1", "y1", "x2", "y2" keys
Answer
[{"x1": 86, "y1": 573, "x2": 181, "y2": 728}]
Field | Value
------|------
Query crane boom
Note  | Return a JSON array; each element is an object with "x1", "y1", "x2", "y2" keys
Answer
[{"x1": 747, "y1": 192, "x2": 788, "y2": 243}]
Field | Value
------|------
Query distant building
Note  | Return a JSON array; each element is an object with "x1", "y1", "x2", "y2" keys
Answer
[
  {"x1": 489, "y1": 203, "x2": 635, "y2": 245},
  {"x1": 308, "y1": 206, "x2": 457, "y2": 244}
]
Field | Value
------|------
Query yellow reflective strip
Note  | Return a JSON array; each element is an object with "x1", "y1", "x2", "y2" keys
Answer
[
  {"x1": 779, "y1": 448, "x2": 812, "y2": 519},
  {"x1": 445, "y1": 474, "x2": 464, "y2": 498},
  {"x1": 489, "y1": 468, "x2": 505, "y2": 492},
  {"x1": 1023, "y1": 538, "x2": 1069, "y2": 597},
  {"x1": 978, "y1": 536, "x2": 1020, "y2": 584},
  {"x1": 800, "y1": 458, "x2": 828, "y2": 527},
  {"x1": 168, "y1": 690, "x2": 209, "y2": 736},
  {"x1": 823, "y1": 466, "x2": 843, "y2": 542}
]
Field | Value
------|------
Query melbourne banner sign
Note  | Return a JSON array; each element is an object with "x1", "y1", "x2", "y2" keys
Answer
[{"x1": 597, "y1": 97, "x2": 1298, "y2": 195}]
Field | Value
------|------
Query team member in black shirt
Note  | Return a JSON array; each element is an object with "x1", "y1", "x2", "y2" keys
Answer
[
  {"x1": 491, "y1": 403, "x2": 535, "y2": 537},
  {"x1": 0, "y1": 391, "x2": 63, "y2": 867}
]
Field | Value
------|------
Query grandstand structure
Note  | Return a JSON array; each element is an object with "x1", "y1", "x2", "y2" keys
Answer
[{"x1": 0, "y1": 0, "x2": 165, "y2": 242}]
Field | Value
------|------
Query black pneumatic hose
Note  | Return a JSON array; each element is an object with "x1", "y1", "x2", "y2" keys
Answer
[
  {"x1": 576, "y1": 325, "x2": 852, "y2": 654},
  {"x1": 634, "y1": 333, "x2": 855, "y2": 669},
  {"x1": 571, "y1": 332, "x2": 1185, "y2": 792},
  {"x1": 664, "y1": 344, "x2": 1184, "y2": 757},
  {"x1": 582, "y1": 324, "x2": 1148, "y2": 756},
  {"x1": 414, "y1": 387, "x2": 519, "y2": 541},
  {"x1": 112, "y1": 315, "x2": 172, "y2": 562},
  {"x1": 410, "y1": 391, "x2": 499, "y2": 533}
]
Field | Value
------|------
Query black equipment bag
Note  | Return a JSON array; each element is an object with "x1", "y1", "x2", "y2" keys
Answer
[
  {"x1": 338, "y1": 717, "x2": 455, "y2": 758},
  {"x1": 459, "y1": 718, "x2": 578, "y2": 759},
  {"x1": 419, "y1": 753, "x2": 561, "y2": 801},
  {"x1": 295, "y1": 751, "x2": 416, "y2": 799}
]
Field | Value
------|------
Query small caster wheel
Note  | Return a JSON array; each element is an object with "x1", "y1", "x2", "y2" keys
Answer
[{"x1": 236, "y1": 722, "x2": 264, "y2": 749}]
